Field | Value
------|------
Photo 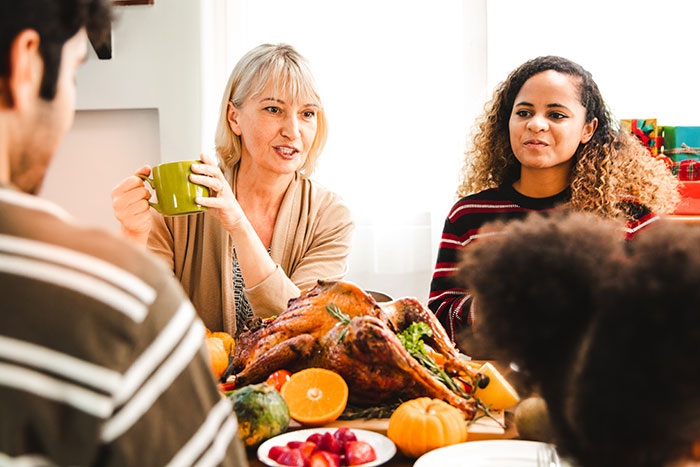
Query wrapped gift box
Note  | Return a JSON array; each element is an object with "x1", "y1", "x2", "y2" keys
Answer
[
  {"x1": 672, "y1": 181, "x2": 700, "y2": 215},
  {"x1": 673, "y1": 159, "x2": 700, "y2": 181},
  {"x1": 662, "y1": 126, "x2": 700, "y2": 162},
  {"x1": 621, "y1": 119, "x2": 660, "y2": 155}
]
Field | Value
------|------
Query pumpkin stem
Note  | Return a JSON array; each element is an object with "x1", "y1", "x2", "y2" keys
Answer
[{"x1": 425, "y1": 401, "x2": 442, "y2": 415}]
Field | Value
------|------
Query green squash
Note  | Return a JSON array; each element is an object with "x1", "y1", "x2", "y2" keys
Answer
[{"x1": 229, "y1": 382, "x2": 290, "y2": 446}]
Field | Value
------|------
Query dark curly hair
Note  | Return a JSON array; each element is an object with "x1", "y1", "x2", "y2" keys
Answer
[
  {"x1": 457, "y1": 56, "x2": 678, "y2": 218},
  {"x1": 0, "y1": 0, "x2": 112, "y2": 100},
  {"x1": 459, "y1": 213, "x2": 700, "y2": 467}
]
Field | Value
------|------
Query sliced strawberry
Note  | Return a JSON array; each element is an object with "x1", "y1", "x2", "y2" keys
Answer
[
  {"x1": 268, "y1": 445, "x2": 289, "y2": 462},
  {"x1": 333, "y1": 427, "x2": 357, "y2": 450},
  {"x1": 315, "y1": 432, "x2": 342, "y2": 454},
  {"x1": 309, "y1": 451, "x2": 340, "y2": 467},
  {"x1": 306, "y1": 433, "x2": 323, "y2": 445},
  {"x1": 345, "y1": 441, "x2": 377, "y2": 466},
  {"x1": 277, "y1": 448, "x2": 305, "y2": 467},
  {"x1": 296, "y1": 441, "x2": 316, "y2": 464}
]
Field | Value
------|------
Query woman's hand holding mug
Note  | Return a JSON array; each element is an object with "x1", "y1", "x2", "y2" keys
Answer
[{"x1": 190, "y1": 153, "x2": 247, "y2": 234}]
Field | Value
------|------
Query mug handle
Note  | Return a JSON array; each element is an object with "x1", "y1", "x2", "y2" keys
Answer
[{"x1": 136, "y1": 174, "x2": 162, "y2": 213}]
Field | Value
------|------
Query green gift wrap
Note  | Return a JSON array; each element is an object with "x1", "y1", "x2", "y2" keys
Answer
[{"x1": 662, "y1": 126, "x2": 700, "y2": 162}]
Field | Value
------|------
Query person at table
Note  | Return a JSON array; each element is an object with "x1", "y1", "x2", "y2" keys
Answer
[
  {"x1": 459, "y1": 212, "x2": 700, "y2": 467},
  {"x1": 428, "y1": 55, "x2": 678, "y2": 343},
  {"x1": 0, "y1": 1, "x2": 247, "y2": 465},
  {"x1": 112, "y1": 44, "x2": 354, "y2": 336}
]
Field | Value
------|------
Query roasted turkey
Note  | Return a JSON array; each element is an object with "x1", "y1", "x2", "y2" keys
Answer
[{"x1": 229, "y1": 280, "x2": 483, "y2": 418}]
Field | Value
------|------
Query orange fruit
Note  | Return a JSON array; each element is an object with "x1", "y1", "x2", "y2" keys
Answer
[
  {"x1": 425, "y1": 346, "x2": 446, "y2": 368},
  {"x1": 206, "y1": 336, "x2": 229, "y2": 380},
  {"x1": 210, "y1": 331, "x2": 235, "y2": 357},
  {"x1": 473, "y1": 362, "x2": 520, "y2": 410},
  {"x1": 280, "y1": 368, "x2": 348, "y2": 426}
]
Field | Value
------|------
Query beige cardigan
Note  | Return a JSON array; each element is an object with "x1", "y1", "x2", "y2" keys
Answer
[{"x1": 147, "y1": 166, "x2": 354, "y2": 335}]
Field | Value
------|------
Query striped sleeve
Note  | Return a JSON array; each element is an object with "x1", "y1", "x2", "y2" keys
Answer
[
  {"x1": 0, "y1": 191, "x2": 246, "y2": 466},
  {"x1": 428, "y1": 207, "x2": 475, "y2": 341}
]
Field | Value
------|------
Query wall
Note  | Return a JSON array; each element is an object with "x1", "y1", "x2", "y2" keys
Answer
[
  {"x1": 40, "y1": 2, "x2": 202, "y2": 230},
  {"x1": 486, "y1": 0, "x2": 700, "y2": 125}
]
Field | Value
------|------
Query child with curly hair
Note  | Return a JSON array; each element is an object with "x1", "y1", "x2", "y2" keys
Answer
[
  {"x1": 459, "y1": 212, "x2": 700, "y2": 467},
  {"x1": 428, "y1": 56, "x2": 679, "y2": 343}
]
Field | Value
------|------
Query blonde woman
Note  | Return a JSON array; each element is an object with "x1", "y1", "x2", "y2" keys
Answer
[
  {"x1": 112, "y1": 44, "x2": 354, "y2": 335},
  {"x1": 428, "y1": 55, "x2": 678, "y2": 343}
]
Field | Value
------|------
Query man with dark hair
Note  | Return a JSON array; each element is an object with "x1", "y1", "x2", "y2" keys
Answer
[{"x1": 0, "y1": 1, "x2": 247, "y2": 465}]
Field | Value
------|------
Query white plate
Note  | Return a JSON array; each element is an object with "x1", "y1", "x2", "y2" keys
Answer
[
  {"x1": 414, "y1": 440, "x2": 561, "y2": 467},
  {"x1": 257, "y1": 427, "x2": 396, "y2": 467}
]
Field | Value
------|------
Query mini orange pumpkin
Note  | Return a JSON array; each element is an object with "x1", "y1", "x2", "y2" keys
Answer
[
  {"x1": 387, "y1": 397, "x2": 468, "y2": 458},
  {"x1": 210, "y1": 331, "x2": 235, "y2": 357},
  {"x1": 206, "y1": 336, "x2": 229, "y2": 380}
]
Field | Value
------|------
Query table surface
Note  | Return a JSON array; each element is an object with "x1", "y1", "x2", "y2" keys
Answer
[{"x1": 246, "y1": 412, "x2": 517, "y2": 467}]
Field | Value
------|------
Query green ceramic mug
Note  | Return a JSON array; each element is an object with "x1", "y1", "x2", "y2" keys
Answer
[{"x1": 137, "y1": 160, "x2": 209, "y2": 216}]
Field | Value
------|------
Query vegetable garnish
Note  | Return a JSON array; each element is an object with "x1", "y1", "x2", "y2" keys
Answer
[
  {"x1": 397, "y1": 323, "x2": 468, "y2": 397},
  {"x1": 397, "y1": 323, "x2": 504, "y2": 428},
  {"x1": 325, "y1": 303, "x2": 351, "y2": 342}
]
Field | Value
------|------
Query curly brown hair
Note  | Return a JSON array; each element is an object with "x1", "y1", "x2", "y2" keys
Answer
[
  {"x1": 459, "y1": 212, "x2": 700, "y2": 467},
  {"x1": 456, "y1": 56, "x2": 679, "y2": 218}
]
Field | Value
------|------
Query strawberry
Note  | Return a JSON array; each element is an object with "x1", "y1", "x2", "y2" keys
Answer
[
  {"x1": 277, "y1": 448, "x2": 305, "y2": 467},
  {"x1": 268, "y1": 445, "x2": 289, "y2": 462},
  {"x1": 315, "y1": 432, "x2": 342, "y2": 454},
  {"x1": 309, "y1": 451, "x2": 340, "y2": 467},
  {"x1": 345, "y1": 441, "x2": 377, "y2": 466},
  {"x1": 333, "y1": 427, "x2": 357, "y2": 450}
]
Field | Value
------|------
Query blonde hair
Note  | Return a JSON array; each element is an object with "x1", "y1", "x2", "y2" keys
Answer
[
  {"x1": 457, "y1": 56, "x2": 679, "y2": 218},
  {"x1": 214, "y1": 43, "x2": 328, "y2": 177}
]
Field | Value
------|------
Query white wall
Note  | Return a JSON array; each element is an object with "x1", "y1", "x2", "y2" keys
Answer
[
  {"x1": 76, "y1": 2, "x2": 202, "y2": 160},
  {"x1": 40, "y1": 2, "x2": 202, "y2": 230},
  {"x1": 41, "y1": 109, "x2": 160, "y2": 231}
]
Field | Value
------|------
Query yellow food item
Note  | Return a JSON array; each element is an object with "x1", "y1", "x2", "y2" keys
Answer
[
  {"x1": 206, "y1": 336, "x2": 229, "y2": 380},
  {"x1": 387, "y1": 397, "x2": 468, "y2": 458},
  {"x1": 280, "y1": 368, "x2": 348, "y2": 426},
  {"x1": 210, "y1": 331, "x2": 235, "y2": 356},
  {"x1": 473, "y1": 362, "x2": 520, "y2": 410},
  {"x1": 514, "y1": 396, "x2": 554, "y2": 442}
]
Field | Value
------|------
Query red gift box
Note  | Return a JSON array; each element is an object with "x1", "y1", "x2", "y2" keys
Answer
[
  {"x1": 673, "y1": 181, "x2": 700, "y2": 215},
  {"x1": 674, "y1": 159, "x2": 700, "y2": 181}
]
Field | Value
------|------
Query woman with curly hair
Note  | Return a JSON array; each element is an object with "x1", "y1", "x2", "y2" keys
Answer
[{"x1": 428, "y1": 55, "x2": 679, "y2": 344}]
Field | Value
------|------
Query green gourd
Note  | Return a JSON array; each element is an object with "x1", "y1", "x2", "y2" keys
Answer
[{"x1": 229, "y1": 383, "x2": 290, "y2": 446}]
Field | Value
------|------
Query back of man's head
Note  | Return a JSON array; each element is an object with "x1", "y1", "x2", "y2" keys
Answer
[{"x1": 0, "y1": 0, "x2": 111, "y2": 101}]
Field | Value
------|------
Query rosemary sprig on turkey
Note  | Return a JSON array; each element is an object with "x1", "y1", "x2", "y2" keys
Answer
[
  {"x1": 397, "y1": 322, "x2": 504, "y2": 428},
  {"x1": 397, "y1": 323, "x2": 469, "y2": 397},
  {"x1": 325, "y1": 303, "x2": 351, "y2": 342}
]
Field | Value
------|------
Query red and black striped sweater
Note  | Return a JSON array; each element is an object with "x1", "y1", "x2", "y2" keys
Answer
[{"x1": 428, "y1": 184, "x2": 658, "y2": 342}]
